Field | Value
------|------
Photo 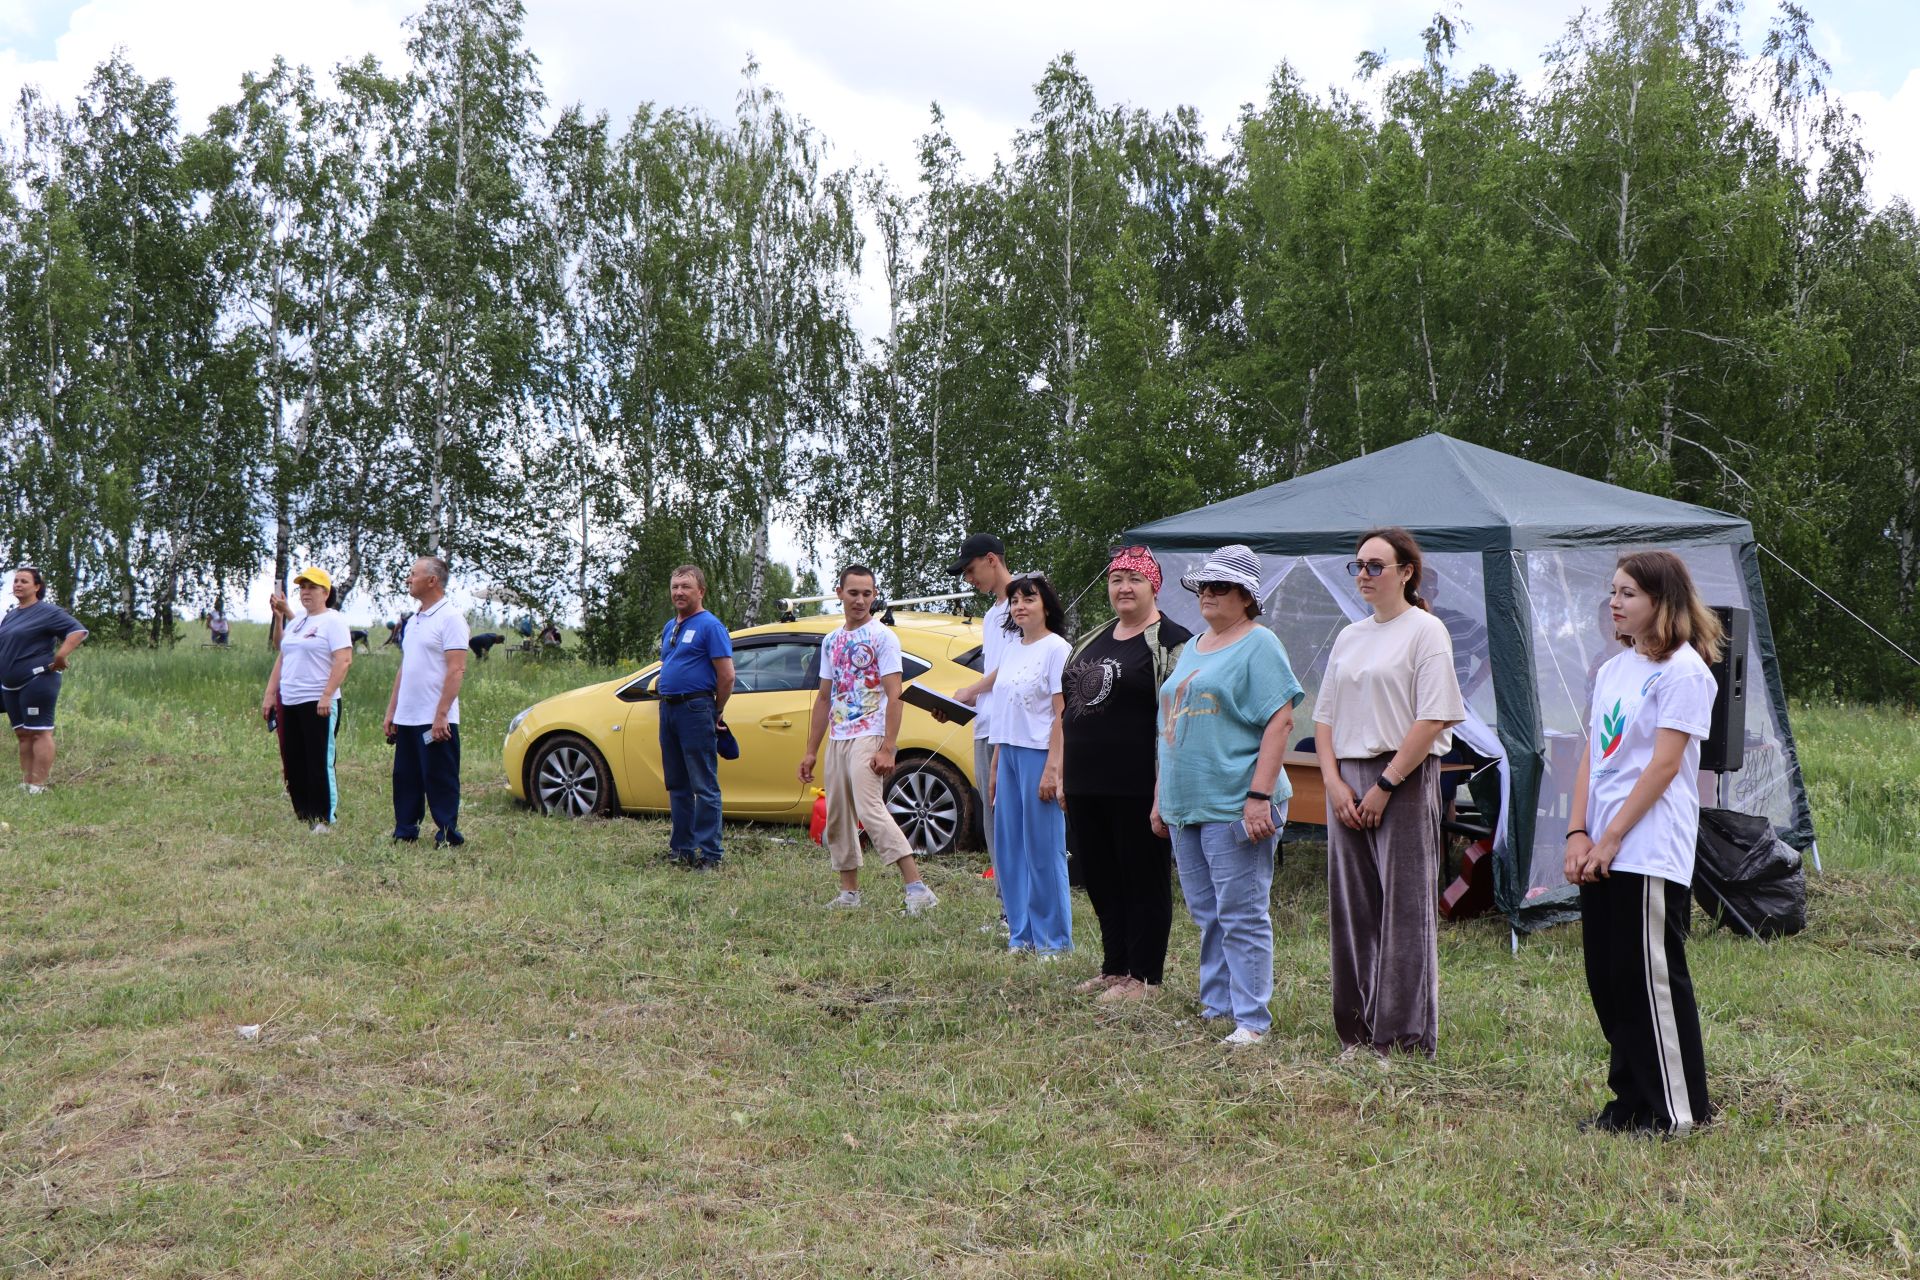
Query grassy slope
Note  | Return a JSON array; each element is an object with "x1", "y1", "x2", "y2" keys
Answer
[{"x1": 1, "y1": 635, "x2": 1916, "y2": 1278}]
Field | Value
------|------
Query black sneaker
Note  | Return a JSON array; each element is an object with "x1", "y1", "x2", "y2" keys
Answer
[
  {"x1": 1579, "y1": 1103, "x2": 1659, "y2": 1135},
  {"x1": 664, "y1": 853, "x2": 695, "y2": 869},
  {"x1": 692, "y1": 858, "x2": 721, "y2": 873}
]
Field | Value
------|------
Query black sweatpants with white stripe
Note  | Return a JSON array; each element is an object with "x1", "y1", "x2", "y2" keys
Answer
[{"x1": 1579, "y1": 870, "x2": 1711, "y2": 1133}]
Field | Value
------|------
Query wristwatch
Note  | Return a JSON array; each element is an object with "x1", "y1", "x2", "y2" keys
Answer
[
  {"x1": 1374, "y1": 774, "x2": 1400, "y2": 794},
  {"x1": 1245, "y1": 789, "x2": 1271, "y2": 802}
]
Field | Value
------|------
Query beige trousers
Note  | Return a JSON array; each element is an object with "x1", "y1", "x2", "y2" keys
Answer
[{"x1": 824, "y1": 736, "x2": 914, "y2": 871}]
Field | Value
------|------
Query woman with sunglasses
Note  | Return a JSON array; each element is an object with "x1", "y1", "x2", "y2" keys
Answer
[
  {"x1": 1062, "y1": 547, "x2": 1192, "y2": 1002},
  {"x1": 1153, "y1": 545, "x2": 1303, "y2": 1046},
  {"x1": 1312, "y1": 527, "x2": 1465, "y2": 1059}
]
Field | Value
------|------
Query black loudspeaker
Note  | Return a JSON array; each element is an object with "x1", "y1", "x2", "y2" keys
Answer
[{"x1": 1701, "y1": 604, "x2": 1749, "y2": 773}]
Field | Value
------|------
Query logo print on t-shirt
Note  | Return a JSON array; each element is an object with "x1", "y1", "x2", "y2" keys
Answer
[{"x1": 1599, "y1": 699, "x2": 1626, "y2": 760}]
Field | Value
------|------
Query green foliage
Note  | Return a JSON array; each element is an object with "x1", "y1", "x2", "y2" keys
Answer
[{"x1": 1, "y1": 0, "x2": 1916, "y2": 696}]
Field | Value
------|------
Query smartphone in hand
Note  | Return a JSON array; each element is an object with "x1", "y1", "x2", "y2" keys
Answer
[{"x1": 1230, "y1": 802, "x2": 1282, "y2": 843}]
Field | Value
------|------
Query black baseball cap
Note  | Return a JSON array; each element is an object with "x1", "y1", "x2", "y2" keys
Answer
[{"x1": 948, "y1": 533, "x2": 1005, "y2": 576}]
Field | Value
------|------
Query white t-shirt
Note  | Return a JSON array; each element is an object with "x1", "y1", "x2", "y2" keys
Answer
[
  {"x1": 278, "y1": 610, "x2": 352, "y2": 705},
  {"x1": 974, "y1": 594, "x2": 1012, "y2": 741},
  {"x1": 395, "y1": 599, "x2": 470, "y2": 725},
  {"x1": 1586, "y1": 645, "x2": 1717, "y2": 886},
  {"x1": 989, "y1": 631, "x2": 1070, "y2": 750},
  {"x1": 819, "y1": 620, "x2": 903, "y2": 740},
  {"x1": 1312, "y1": 607, "x2": 1466, "y2": 758}
]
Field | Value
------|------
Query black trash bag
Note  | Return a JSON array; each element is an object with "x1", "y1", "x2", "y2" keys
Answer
[{"x1": 1693, "y1": 807, "x2": 1807, "y2": 939}]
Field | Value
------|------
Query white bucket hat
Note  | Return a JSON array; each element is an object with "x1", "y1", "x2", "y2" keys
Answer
[{"x1": 1178, "y1": 544, "x2": 1263, "y2": 598}]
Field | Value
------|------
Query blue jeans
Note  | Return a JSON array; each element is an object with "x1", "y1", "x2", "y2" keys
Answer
[
  {"x1": 660, "y1": 696, "x2": 722, "y2": 862},
  {"x1": 993, "y1": 745, "x2": 1072, "y2": 952},
  {"x1": 393, "y1": 723, "x2": 462, "y2": 844},
  {"x1": 1171, "y1": 803, "x2": 1285, "y2": 1034}
]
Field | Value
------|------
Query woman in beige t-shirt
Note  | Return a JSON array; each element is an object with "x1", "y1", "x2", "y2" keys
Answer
[{"x1": 1312, "y1": 527, "x2": 1465, "y2": 1059}]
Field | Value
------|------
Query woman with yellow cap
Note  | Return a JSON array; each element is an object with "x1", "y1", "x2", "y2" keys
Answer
[{"x1": 261, "y1": 567, "x2": 354, "y2": 831}]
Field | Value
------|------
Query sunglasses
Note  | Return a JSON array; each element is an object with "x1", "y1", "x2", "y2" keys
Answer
[
  {"x1": 1194, "y1": 581, "x2": 1245, "y2": 596},
  {"x1": 1346, "y1": 559, "x2": 1407, "y2": 579}
]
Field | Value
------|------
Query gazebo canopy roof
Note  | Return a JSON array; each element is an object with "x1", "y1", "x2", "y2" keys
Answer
[{"x1": 1126, "y1": 434, "x2": 1752, "y2": 554}]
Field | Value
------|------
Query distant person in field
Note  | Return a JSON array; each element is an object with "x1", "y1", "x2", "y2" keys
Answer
[
  {"x1": 260, "y1": 568, "x2": 353, "y2": 833},
  {"x1": 383, "y1": 555, "x2": 469, "y2": 847},
  {"x1": 206, "y1": 601, "x2": 230, "y2": 647},
  {"x1": 798, "y1": 565, "x2": 937, "y2": 915},
  {"x1": 1, "y1": 567, "x2": 88, "y2": 794},
  {"x1": 656, "y1": 564, "x2": 734, "y2": 869},
  {"x1": 1564, "y1": 550, "x2": 1722, "y2": 1137}
]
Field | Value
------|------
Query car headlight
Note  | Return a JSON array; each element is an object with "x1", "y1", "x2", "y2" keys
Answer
[{"x1": 507, "y1": 707, "x2": 531, "y2": 736}]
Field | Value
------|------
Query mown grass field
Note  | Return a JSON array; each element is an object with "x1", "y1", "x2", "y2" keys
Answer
[{"x1": 2, "y1": 631, "x2": 1917, "y2": 1278}]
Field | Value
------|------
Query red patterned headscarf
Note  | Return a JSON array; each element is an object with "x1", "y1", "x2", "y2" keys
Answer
[{"x1": 1105, "y1": 545, "x2": 1163, "y2": 593}]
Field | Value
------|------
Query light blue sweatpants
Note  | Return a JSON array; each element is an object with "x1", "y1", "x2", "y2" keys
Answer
[
  {"x1": 1171, "y1": 803, "x2": 1285, "y2": 1034},
  {"x1": 993, "y1": 745, "x2": 1072, "y2": 953}
]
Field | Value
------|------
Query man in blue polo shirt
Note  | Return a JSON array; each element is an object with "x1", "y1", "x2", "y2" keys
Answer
[{"x1": 657, "y1": 564, "x2": 735, "y2": 869}]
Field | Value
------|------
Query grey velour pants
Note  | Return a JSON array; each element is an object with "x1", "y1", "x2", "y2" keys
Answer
[{"x1": 1326, "y1": 755, "x2": 1442, "y2": 1056}]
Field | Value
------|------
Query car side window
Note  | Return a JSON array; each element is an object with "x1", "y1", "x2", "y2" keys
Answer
[
  {"x1": 730, "y1": 640, "x2": 818, "y2": 694},
  {"x1": 953, "y1": 645, "x2": 984, "y2": 674},
  {"x1": 616, "y1": 670, "x2": 657, "y2": 702},
  {"x1": 902, "y1": 654, "x2": 931, "y2": 680}
]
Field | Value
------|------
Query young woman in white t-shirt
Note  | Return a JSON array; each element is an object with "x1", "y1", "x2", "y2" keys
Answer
[
  {"x1": 261, "y1": 568, "x2": 355, "y2": 832},
  {"x1": 987, "y1": 574, "x2": 1073, "y2": 954},
  {"x1": 1564, "y1": 550, "x2": 1723, "y2": 1136}
]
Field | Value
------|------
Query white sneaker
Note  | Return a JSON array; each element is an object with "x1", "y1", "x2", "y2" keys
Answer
[
  {"x1": 310, "y1": 822, "x2": 331, "y2": 835},
  {"x1": 1220, "y1": 1027, "x2": 1266, "y2": 1047},
  {"x1": 828, "y1": 890, "x2": 862, "y2": 908},
  {"x1": 903, "y1": 883, "x2": 938, "y2": 916},
  {"x1": 23, "y1": 783, "x2": 45, "y2": 795}
]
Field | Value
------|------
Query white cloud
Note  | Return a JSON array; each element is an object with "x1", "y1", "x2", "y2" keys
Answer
[
  {"x1": 1846, "y1": 68, "x2": 1920, "y2": 211},
  {"x1": 0, "y1": 0, "x2": 410, "y2": 132}
]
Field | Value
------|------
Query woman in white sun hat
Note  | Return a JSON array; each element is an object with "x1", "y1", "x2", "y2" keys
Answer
[{"x1": 1152, "y1": 544, "x2": 1303, "y2": 1047}]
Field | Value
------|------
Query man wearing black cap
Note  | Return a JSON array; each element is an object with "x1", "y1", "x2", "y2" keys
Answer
[{"x1": 949, "y1": 533, "x2": 1014, "y2": 864}]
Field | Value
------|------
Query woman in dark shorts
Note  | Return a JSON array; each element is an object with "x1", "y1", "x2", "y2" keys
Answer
[{"x1": 0, "y1": 567, "x2": 89, "y2": 794}]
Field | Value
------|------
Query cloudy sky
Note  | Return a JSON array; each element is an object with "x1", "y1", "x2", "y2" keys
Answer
[
  {"x1": 3, "y1": 0, "x2": 1913, "y2": 616},
  {"x1": 3, "y1": 0, "x2": 1914, "y2": 204}
]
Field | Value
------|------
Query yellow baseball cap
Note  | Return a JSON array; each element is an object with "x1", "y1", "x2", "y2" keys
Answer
[{"x1": 293, "y1": 567, "x2": 333, "y2": 590}]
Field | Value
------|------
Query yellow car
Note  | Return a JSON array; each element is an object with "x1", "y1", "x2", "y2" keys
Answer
[{"x1": 503, "y1": 610, "x2": 990, "y2": 854}]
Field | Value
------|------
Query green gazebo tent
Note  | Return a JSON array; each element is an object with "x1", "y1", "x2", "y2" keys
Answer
[{"x1": 1126, "y1": 434, "x2": 1815, "y2": 926}]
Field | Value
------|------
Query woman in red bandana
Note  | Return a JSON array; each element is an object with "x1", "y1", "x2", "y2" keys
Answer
[{"x1": 1060, "y1": 546, "x2": 1193, "y2": 1001}]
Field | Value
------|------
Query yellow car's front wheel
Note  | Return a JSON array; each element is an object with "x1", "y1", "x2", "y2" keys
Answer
[{"x1": 529, "y1": 733, "x2": 615, "y2": 818}]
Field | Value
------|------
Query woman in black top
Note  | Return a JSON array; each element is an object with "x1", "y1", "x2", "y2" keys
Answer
[
  {"x1": 0, "y1": 567, "x2": 89, "y2": 793},
  {"x1": 1062, "y1": 546, "x2": 1191, "y2": 1001}
]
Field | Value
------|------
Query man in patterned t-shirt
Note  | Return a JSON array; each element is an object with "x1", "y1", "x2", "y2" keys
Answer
[{"x1": 798, "y1": 566, "x2": 937, "y2": 915}]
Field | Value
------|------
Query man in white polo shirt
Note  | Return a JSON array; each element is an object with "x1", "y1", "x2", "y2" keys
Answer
[{"x1": 384, "y1": 554, "x2": 470, "y2": 846}]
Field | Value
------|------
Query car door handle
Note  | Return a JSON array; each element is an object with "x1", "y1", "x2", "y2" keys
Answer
[{"x1": 760, "y1": 718, "x2": 793, "y2": 729}]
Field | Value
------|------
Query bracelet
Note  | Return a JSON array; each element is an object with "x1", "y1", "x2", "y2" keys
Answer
[
  {"x1": 1245, "y1": 789, "x2": 1271, "y2": 802},
  {"x1": 1564, "y1": 828, "x2": 1589, "y2": 842}
]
